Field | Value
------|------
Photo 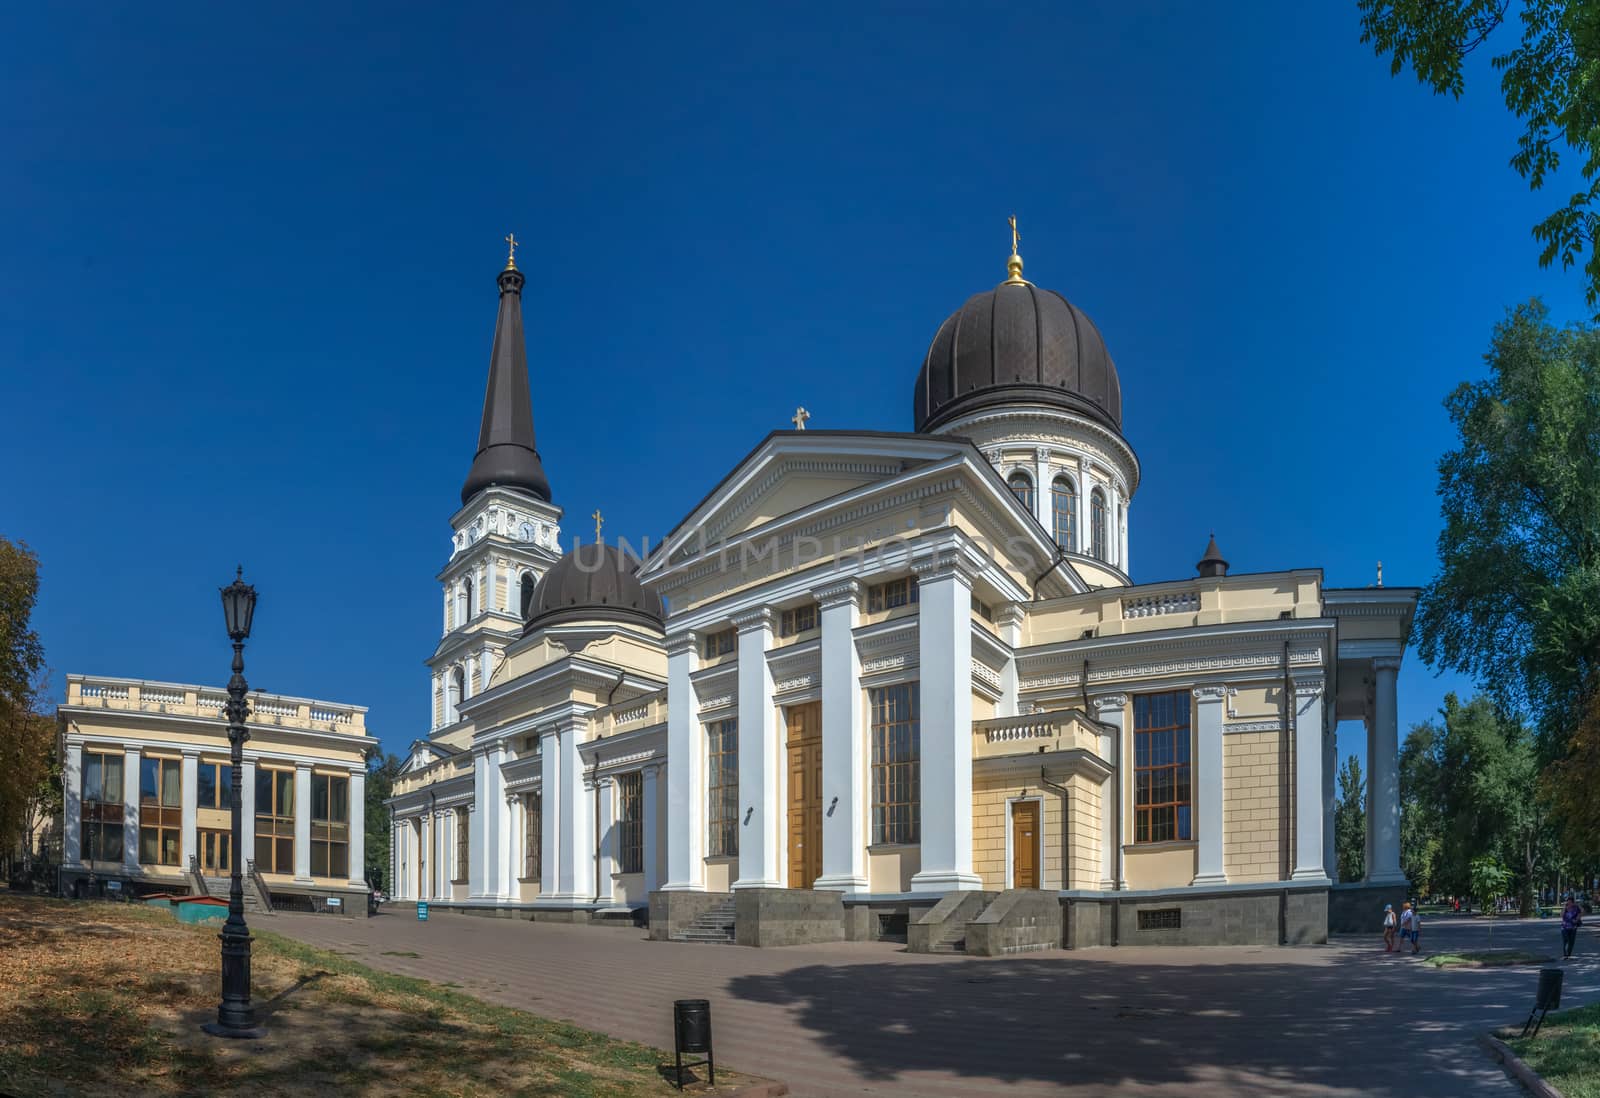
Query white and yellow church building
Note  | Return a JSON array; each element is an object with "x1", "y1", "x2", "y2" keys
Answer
[{"x1": 388, "y1": 235, "x2": 1415, "y2": 948}]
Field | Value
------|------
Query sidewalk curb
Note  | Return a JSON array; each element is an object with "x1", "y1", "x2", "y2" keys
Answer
[
  {"x1": 728, "y1": 1084, "x2": 789, "y2": 1097},
  {"x1": 1478, "y1": 1032, "x2": 1563, "y2": 1098}
]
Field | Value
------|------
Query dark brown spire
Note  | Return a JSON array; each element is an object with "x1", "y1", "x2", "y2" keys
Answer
[
  {"x1": 1197, "y1": 533, "x2": 1229, "y2": 578},
  {"x1": 461, "y1": 261, "x2": 552, "y2": 505}
]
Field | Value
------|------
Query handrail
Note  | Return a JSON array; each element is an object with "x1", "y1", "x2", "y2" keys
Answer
[{"x1": 247, "y1": 859, "x2": 274, "y2": 914}]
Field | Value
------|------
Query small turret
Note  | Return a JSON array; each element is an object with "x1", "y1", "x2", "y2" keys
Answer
[{"x1": 1197, "y1": 534, "x2": 1229, "y2": 578}]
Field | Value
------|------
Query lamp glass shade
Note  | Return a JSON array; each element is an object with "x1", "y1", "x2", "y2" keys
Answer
[{"x1": 220, "y1": 571, "x2": 257, "y2": 640}]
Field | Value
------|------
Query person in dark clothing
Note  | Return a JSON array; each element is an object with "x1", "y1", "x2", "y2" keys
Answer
[{"x1": 1563, "y1": 896, "x2": 1584, "y2": 959}]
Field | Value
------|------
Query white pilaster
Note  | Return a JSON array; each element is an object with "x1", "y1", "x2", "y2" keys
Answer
[
  {"x1": 1093, "y1": 694, "x2": 1127, "y2": 889},
  {"x1": 349, "y1": 768, "x2": 367, "y2": 886},
  {"x1": 642, "y1": 764, "x2": 660, "y2": 894},
  {"x1": 470, "y1": 750, "x2": 489, "y2": 897},
  {"x1": 595, "y1": 777, "x2": 616, "y2": 903},
  {"x1": 293, "y1": 764, "x2": 312, "y2": 881},
  {"x1": 1109, "y1": 486, "x2": 1123, "y2": 569},
  {"x1": 121, "y1": 747, "x2": 141, "y2": 872},
  {"x1": 540, "y1": 733, "x2": 560, "y2": 895},
  {"x1": 662, "y1": 632, "x2": 704, "y2": 891},
  {"x1": 1291, "y1": 681, "x2": 1330, "y2": 882},
  {"x1": 815, "y1": 580, "x2": 867, "y2": 893},
  {"x1": 390, "y1": 820, "x2": 400, "y2": 898},
  {"x1": 443, "y1": 586, "x2": 452, "y2": 633},
  {"x1": 1192, "y1": 686, "x2": 1228, "y2": 885},
  {"x1": 1076, "y1": 457, "x2": 1092, "y2": 558},
  {"x1": 1367, "y1": 659, "x2": 1405, "y2": 884},
  {"x1": 438, "y1": 809, "x2": 451, "y2": 895},
  {"x1": 1323, "y1": 708, "x2": 1337, "y2": 883},
  {"x1": 733, "y1": 607, "x2": 780, "y2": 889},
  {"x1": 240, "y1": 758, "x2": 256, "y2": 872},
  {"x1": 1363, "y1": 714, "x2": 1375, "y2": 878},
  {"x1": 996, "y1": 605, "x2": 1024, "y2": 719},
  {"x1": 1032, "y1": 447, "x2": 1051, "y2": 529},
  {"x1": 553, "y1": 719, "x2": 594, "y2": 903},
  {"x1": 64, "y1": 741, "x2": 82, "y2": 865},
  {"x1": 180, "y1": 751, "x2": 199, "y2": 870},
  {"x1": 910, "y1": 557, "x2": 982, "y2": 893},
  {"x1": 492, "y1": 744, "x2": 511, "y2": 898},
  {"x1": 1120, "y1": 497, "x2": 1131, "y2": 576}
]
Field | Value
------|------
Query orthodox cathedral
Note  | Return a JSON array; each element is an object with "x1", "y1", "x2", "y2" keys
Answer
[{"x1": 386, "y1": 231, "x2": 1415, "y2": 948}]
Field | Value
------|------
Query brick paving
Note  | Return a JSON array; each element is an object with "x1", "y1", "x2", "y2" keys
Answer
[{"x1": 269, "y1": 910, "x2": 1599, "y2": 1097}]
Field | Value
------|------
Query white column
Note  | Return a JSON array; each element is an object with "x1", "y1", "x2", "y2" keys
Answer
[
  {"x1": 293, "y1": 764, "x2": 312, "y2": 881},
  {"x1": 733, "y1": 607, "x2": 780, "y2": 889},
  {"x1": 1367, "y1": 658, "x2": 1405, "y2": 883},
  {"x1": 64, "y1": 741, "x2": 83, "y2": 865},
  {"x1": 492, "y1": 744, "x2": 512, "y2": 898},
  {"x1": 117, "y1": 747, "x2": 140, "y2": 872},
  {"x1": 470, "y1": 750, "x2": 489, "y2": 897},
  {"x1": 1032, "y1": 447, "x2": 1051, "y2": 530},
  {"x1": 663, "y1": 632, "x2": 704, "y2": 891},
  {"x1": 349, "y1": 768, "x2": 367, "y2": 886},
  {"x1": 1092, "y1": 694, "x2": 1127, "y2": 889},
  {"x1": 1076, "y1": 458, "x2": 1092, "y2": 556},
  {"x1": 504, "y1": 793, "x2": 519, "y2": 898},
  {"x1": 480, "y1": 646, "x2": 494, "y2": 693},
  {"x1": 540, "y1": 734, "x2": 560, "y2": 896},
  {"x1": 910, "y1": 557, "x2": 982, "y2": 892},
  {"x1": 443, "y1": 586, "x2": 452, "y2": 633},
  {"x1": 595, "y1": 778, "x2": 616, "y2": 903},
  {"x1": 554, "y1": 719, "x2": 594, "y2": 903},
  {"x1": 486, "y1": 558, "x2": 498, "y2": 618},
  {"x1": 642, "y1": 764, "x2": 661, "y2": 894},
  {"x1": 1363, "y1": 714, "x2": 1376, "y2": 878},
  {"x1": 240, "y1": 758, "x2": 257, "y2": 872},
  {"x1": 1109, "y1": 486, "x2": 1123, "y2": 569},
  {"x1": 996, "y1": 605, "x2": 1024, "y2": 718},
  {"x1": 1291, "y1": 682, "x2": 1330, "y2": 882},
  {"x1": 180, "y1": 751, "x2": 199, "y2": 870},
  {"x1": 390, "y1": 820, "x2": 400, "y2": 898},
  {"x1": 464, "y1": 653, "x2": 478, "y2": 700},
  {"x1": 1191, "y1": 687, "x2": 1227, "y2": 885},
  {"x1": 431, "y1": 672, "x2": 442, "y2": 731},
  {"x1": 437, "y1": 809, "x2": 451, "y2": 895},
  {"x1": 1120, "y1": 497, "x2": 1132, "y2": 576},
  {"x1": 1323, "y1": 709, "x2": 1337, "y2": 883},
  {"x1": 816, "y1": 580, "x2": 867, "y2": 893}
]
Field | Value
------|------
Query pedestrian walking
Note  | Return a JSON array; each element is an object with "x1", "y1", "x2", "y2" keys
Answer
[
  {"x1": 1382, "y1": 903, "x2": 1397, "y2": 952},
  {"x1": 1399, "y1": 902, "x2": 1421, "y2": 954},
  {"x1": 1563, "y1": 896, "x2": 1584, "y2": 959}
]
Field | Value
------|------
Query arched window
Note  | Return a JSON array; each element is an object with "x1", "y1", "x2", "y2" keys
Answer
[
  {"x1": 1051, "y1": 476, "x2": 1077, "y2": 551},
  {"x1": 447, "y1": 667, "x2": 465, "y2": 724},
  {"x1": 519, "y1": 572, "x2": 535, "y2": 619},
  {"x1": 1090, "y1": 489, "x2": 1107, "y2": 561},
  {"x1": 1007, "y1": 471, "x2": 1035, "y2": 513},
  {"x1": 462, "y1": 577, "x2": 474, "y2": 621}
]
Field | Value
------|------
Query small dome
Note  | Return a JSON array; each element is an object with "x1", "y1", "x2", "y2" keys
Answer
[
  {"x1": 524, "y1": 543, "x2": 664, "y2": 633},
  {"x1": 913, "y1": 278, "x2": 1122, "y2": 434}
]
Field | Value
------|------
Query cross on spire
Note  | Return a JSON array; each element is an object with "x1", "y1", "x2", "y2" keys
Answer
[
  {"x1": 592, "y1": 509, "x2": 603, "y2": 542},
  {"x1": 504, "y1": 232, "x2": 519, "y2": 270},
  {"x1": 1009, "y1": 215, "x2": 1019, "y2": 257},
  {"x1": 792, "y1": 406, "x2": 810, "y2": 430}
]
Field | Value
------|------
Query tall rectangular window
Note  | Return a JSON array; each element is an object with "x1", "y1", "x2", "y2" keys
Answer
[
  {"x1": 523, "y1": 793, "x2": 541, "y2": 880},
  {"x1": 617, "y1": 771, "x2": 643, "y2": 874},
  {"x1": 870, "y1": 683, "x2": 920, "y2": 844},
  {"x1": 310, "y1": 772, "x2": 350, "y2": 879},
  {"x1": 81, "y1": 750, "x2": 125, "y2": 864},
  {"x1": 455, "y1": 806, "x2": 469, "y2": 882},
  {"x1": 138, "y1": 756, "x2": 182, "y2": 866},
  {"x1": 702, "y1": 629, "x2": 736, "y2": 659},
  {"x1": 1133, "y1": 692, "x2": 1192, "y2": 843},
  {"x1": 254, "y1": 768, "x2": 296, "y2": 873},
  {"x1": 196, "y1": 761, "x2": 233, "y2": 810},
  {"x1": 779, "y1": 603, "x2": 818, "y2": 637},
  {"x1": 706, "y1": 718, "x2": 739, "y2": 857},
  {"x1": 867, "y1": 577, "x2": 919, "y2": 613}
]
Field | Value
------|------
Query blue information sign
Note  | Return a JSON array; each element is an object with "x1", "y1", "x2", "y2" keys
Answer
[{"x1": 418, "y1": 901, "x2": 429, "y2": 921}]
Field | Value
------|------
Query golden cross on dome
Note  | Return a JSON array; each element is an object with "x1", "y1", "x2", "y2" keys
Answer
[
  {"x1": 504, "y1": 232, "x2": 520, "y2": 270},
  {"x1": 792, "y1": 406, "x2": 810, "y2": 430},
  {"x1": 592, "y1": 509, "x2": 603, "y2": 541},
  {"x1": 1009, "y1": 215, "x2": 1019, "y2": 257}
]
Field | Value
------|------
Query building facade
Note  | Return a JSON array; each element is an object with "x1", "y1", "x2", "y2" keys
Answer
[
  {"x1": 58, "y1": 674, "x2": 377, "y2": 913},
  {"x1": 389, "y1": 239, "x2": 1415, "y2": 946}
]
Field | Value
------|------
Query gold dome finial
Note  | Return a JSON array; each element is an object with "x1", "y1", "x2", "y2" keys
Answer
[
  {"x1": 1005, "y1": 215, "x2": 1026, "y2": 283},
  {"x1": 504, "y1": 232, "x2": 519, "y2": 271}
]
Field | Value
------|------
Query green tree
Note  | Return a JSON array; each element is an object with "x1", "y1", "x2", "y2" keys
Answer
[
  {"x1": 1359, "y1": 1, "x2": 1600, "y2": 308},
  {"x1": 1410, "y1": 302, "x2": 1600, "y2": 854},
  {"x1": 1400, "y1": 721, "x2": 1444, "y2": 894},
  {"x1": 1471, "y1": 854, "x2": 1512, "y2": 913},
  {"x1": 0, "y1": 539, "x2": 49, "y2": 866},
  {"x1": 1334, "y1": 754, "x2": 1367, "y2": 883},
  {"x1": 363, "y1": 751, "x2": 402, "y2": 891}
]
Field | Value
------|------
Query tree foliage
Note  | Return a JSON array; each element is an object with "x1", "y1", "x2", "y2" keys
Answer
[
  {"x1": 0, "y1": 539, "x2": 49, "y2": 863},
  {"x1": 363, "y1": 751, "x2": 402, "y2": 891},
  {"x1": 1413, "y1": 301, "x2": 1600, "y2": 853},
  {"x1": 1400, "y1": 721, "x2": 1444, "y2": 892},
  {"x1": 1335, "y1": 755, "x2": 1367, "y2": 883},
  {"x1": 1359, "y1": 0, "x2": 1600, "y2": 308}
]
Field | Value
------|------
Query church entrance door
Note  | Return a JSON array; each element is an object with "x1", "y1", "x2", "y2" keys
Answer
[
  {"x1": 1011, "y1": 801, "x2": 1039, "y2": 889},
  {"x1": 785, "y1": 702, "x2": 822, "y2": 889}
]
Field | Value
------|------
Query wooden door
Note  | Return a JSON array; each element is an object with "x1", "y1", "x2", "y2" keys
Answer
[
  {"x1": 1012, "y1": 801, "x2": 1039, "y2": 889},
  {"x1": 786, "y1": 703, "x2": 823, "y2": 889},
  {"x1": 199, "y1": 829, "x2": 231, "y2": 875}
]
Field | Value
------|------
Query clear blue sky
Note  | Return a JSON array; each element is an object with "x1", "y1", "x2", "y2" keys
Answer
[{"x1": 2, "y1": 4, "x2": 1585, "y2": 763}]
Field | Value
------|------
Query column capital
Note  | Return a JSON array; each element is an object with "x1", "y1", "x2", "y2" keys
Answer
[
  {"x1": 1373, "y1": 656, "x2": 1403, "y2": 674},
  {"x1": 995, "y1": 603, "x2": 1026, "y2": 629},
  {"x1": 911, "y1": 550, "x2": 979, "y2": 585},
  {"x1": 732, "y1": 606, "x2": 776, "y2": 632},
  {"x1": 665, "y1": 630, "x2": 699, "y2": 657},
  {"x1": 1091, "y1": 693, "x2": 1128, "y2": 715},
  {"x1": 1034, "y1": 446, "x2": 1051, "y2": 463},
  {"x1": 815, "y1": 578, "x2": 863, "y2": 609},
  {"x1": 1192, "y1": 684, "x2": 1228, "y2": 702}
]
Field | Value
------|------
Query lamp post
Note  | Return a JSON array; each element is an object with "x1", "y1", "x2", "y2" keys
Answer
[{"x1": 203, "y1": 566, "x2": 265, "y2": 1039}]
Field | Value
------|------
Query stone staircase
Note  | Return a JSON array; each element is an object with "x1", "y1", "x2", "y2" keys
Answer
[
  {"x1": 670, "y1": 898, "x2": 736, "y2": 944},
  {"x1": 908, "y1": 890, "x2": 1062, "y2": 955},
  {"x1": 190, "y1": 857, "x2": 271, "y2": 915},
  {"x1": 910, "y1": 890, "x2": 996, "y2": 954}
]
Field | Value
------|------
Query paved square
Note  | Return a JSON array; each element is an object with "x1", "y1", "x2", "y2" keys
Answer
[{"x1": 271, "y1": 911, "x2": 1597, "y2": 1096}]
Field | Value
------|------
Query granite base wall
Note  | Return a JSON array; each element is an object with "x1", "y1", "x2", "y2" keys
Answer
[
  {"x1": 966, "y1": 889, "x2": 1062, "y2": 956},
  {"x1": 647, "y1": 890, "x2": 732, "y2": 941},
  {"x1": 1328, "y1": 881, "x2": 1411, "y2": 934},
  {"x1": 1064, "y1": 887, "x2": 1328, "y2": 947},
  {"x1": 734, "y1": 887, "x2": 844, "y2": 947}
]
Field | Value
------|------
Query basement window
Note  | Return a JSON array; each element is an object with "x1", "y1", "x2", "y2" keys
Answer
[
  {"x1": 1137, "y1": 908, "x2": 1182, "y2": 931},
  {"x1": 877, "y1": 912, "x2": 909, "y2": 942}
]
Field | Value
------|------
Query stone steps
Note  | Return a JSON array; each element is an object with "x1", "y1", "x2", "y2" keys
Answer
[
  {"x1": 198, "y1": 873, "x2": 269, "y2": 914},
  {"x1": 671, "y1": 899, "x2": 736, "y2": 944}
]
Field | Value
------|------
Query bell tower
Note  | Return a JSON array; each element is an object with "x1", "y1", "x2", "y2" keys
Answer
[{"x1": 429, "y1": 240, "x2": 563, "y2": 732}]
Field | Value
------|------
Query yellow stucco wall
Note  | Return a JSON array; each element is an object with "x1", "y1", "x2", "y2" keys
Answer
[
  {"x1": 1223, "y1": 730, "x2": 1285, "y2": 882},
  {"x1": 1122, "y1": 844, "x2": 1196, "y2": 890},
  {"x1": 704, "y1": 858, "x2": 734, "y2": 893},
  {"x1": 868, "y1": 846, "x2": 918, "y2": 892}
]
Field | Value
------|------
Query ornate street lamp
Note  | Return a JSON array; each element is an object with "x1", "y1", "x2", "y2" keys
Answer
[{"x1": 204, "y1": 566, "x2": 265, "y2": 1039}]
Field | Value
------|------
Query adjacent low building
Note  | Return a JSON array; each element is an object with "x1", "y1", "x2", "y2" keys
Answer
[{"x1": 58, "y1": 674, "x2": 377, "y2": 913}]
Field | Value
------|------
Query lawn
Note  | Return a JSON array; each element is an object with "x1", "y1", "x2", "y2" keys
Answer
[
  {"x1": 1506, "y1": 1000, "x2": 1600, "y2": 1098},
  {"x1": 1424, "y1": 949, "x2": 1554, "y2": 968},
  {"x1": 0, "y1": 890, "x2": 767, "y2": 1096}
]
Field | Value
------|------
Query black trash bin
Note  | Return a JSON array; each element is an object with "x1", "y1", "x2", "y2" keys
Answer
[
  {"x1": 672, "y1": 999, "x2": 713, "y2": 1088},
  {"x1": 1522, "y1": 967, "x2": 1564, "y2": 1036}
]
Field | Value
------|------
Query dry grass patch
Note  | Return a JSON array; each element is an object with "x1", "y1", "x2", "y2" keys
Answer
[{"x1": 0, "y1": 891, "x2": 766, "y2": 1096}]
